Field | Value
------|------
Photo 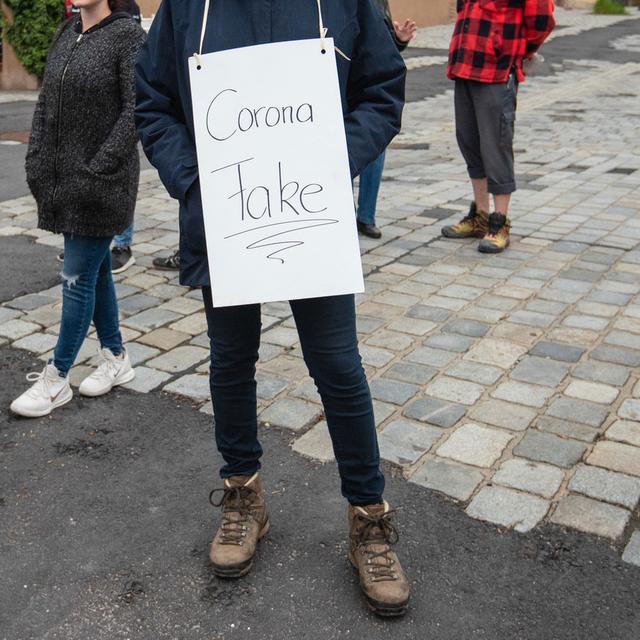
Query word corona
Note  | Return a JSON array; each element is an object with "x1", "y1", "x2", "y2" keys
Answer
[{"x1": 207, "y1": 89, "x2": 314, "y2": 142}]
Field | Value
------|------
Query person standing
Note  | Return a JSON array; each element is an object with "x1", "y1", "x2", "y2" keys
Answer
[
  {"x1": 356, "y1": 1, "x2": 416, "y2": 239},
  {"x1": 136, "y1": 0, "x2": 410, "y2": 617},
  {"x1": 11, "y1": 0, "x2": 146, "y2": 417},
  {"x1": 441, "y1": 0, "x2": 555, "y2": 253}
]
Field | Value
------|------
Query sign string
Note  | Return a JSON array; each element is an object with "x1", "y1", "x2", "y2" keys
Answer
[{"x1": 194, "y1": 0, "x2": 330, "y2": 69}]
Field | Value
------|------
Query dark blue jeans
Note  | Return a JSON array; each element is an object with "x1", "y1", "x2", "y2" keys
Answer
[
  {"x1": 202, "y1": 289, "x2": 384, "y2": 506},
  {"x1": 53, "y1": 234, "x2": 123, "y2": 376},
  {"x1": 356, "y1": 151, "x2": 386, "y2": 225}
]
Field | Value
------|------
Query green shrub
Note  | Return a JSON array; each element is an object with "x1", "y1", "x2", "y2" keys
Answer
[
  {"x1": 593, "y1": 0, "x2": 628, "y2": 14},
  {"x1": 1, "y1": 0, "x2": 63, "y2": 78}
]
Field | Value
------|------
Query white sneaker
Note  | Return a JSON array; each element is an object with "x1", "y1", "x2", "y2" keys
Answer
[
  {"x1": 79, "y1": 348, "x2": 135, "y2": 397},
  {"x1": 10, "y1": 364, "x2": 73, "y2": 417}
]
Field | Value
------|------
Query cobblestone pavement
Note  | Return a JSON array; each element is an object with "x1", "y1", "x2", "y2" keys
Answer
[{"x1": 2, "y1": 10, "x2": 640, "y2": 565}]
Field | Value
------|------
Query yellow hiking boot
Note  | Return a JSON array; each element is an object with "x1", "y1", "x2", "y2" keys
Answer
[
  {"x1": 209, "y1": 473, "x2": 269, "y2": 578},
  {"x1": 441, "y1": 202, "x2": 488, "y2": 239},
  {"x1": 479, "y1": 212, "x2": 511, "y2": 254}
]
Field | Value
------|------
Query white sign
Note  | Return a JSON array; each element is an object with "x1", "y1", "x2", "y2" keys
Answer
[{"x1": 189, "y1": 38, "x2": 364, "y2": 308}]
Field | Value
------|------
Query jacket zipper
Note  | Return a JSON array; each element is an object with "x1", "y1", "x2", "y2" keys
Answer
[{"x1": 51, "y1": 33, "x2": 83, "y2": 226}]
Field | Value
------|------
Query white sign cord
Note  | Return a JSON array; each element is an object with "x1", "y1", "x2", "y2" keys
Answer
[{"x1": 194, "y1": 0, "x2": 328, "y2": 68}]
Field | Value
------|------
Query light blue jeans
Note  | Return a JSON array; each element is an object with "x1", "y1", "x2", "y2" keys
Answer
[
  {"x1": 113, "y1": 224, "x2": 134, "y2": 249},
  {"x1": 356, "y1": 151, "x2": 386, "y2": 226}
]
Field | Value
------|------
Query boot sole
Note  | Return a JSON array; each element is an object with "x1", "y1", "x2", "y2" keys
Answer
[
  {"x1": 10, "y1": 389, "x2": 73, "y2": 418},
  {"x1": 441, "y1": 229, "x2": 484, "y2": 239},
  {"x1": 478, "y1": 238, "x2": 510, "y2": 254},
  {"x1": 211, "y1": 518, "x2": 270, "y2": 579},
  {"x1": 79, "y1": 368, "x2": 136, "y2": 397},
  {"x1": 348, "y1": 551, "x2": 409, "y2": 618}
]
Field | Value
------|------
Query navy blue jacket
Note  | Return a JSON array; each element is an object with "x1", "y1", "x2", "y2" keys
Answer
[{"x1": 135, "y1": 0, "x2": 406, "y2": 286}]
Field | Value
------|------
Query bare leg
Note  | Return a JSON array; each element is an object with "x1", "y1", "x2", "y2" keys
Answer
[
  {"x1": 493, "y1": 193, "x2": 511, "y2": 216},
  {"x1": 471, "y1": 178, "x2": 490, "y2": 212}
]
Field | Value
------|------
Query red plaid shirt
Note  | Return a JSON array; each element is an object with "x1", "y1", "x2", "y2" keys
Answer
[{"x1": 447, "y1": 0, "x2": 555, "y2": 83}]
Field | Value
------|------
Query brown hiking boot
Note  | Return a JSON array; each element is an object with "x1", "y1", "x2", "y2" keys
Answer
[
  {"x1": 441, "y1": 202, "x2": 488, "y2": 239},
  {"x1": 479, "y1": 212, "x2": 511, "y2": 254},
  {"x1": 208, "y1": 473, "x2": 269, "y2": 578},
  {"x1": 348, "y1": 502, "x2": 410, "y2": 617}
]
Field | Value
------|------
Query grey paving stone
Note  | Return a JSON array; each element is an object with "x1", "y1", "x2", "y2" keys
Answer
[
  {"x1": 388, "y1": 316, "x2": 437, "y2": 336},
  {"x1": 572, "y1": 361, "x2": 630, "y2": 387},
  {"x1": 622, "y1": 531, "x2": 640, "y2": 567},
  {"x1": 356, "y1": 315, "x2": 385, "y2": 335},
  {"x1": 147, "y1": 345, "x2": 209, "y2": 373},
  {"x1": 551, "y1": 495, "x2": 630, "y2": 540},
  {"x1": 163, "y1": 373, "x2": 210, "y2": 401},
  {"x1": 12, "y1": 332, "x2": 58, "y2": 354},
  {"x1": 373, "y1": 400, "x2": 395, "y2": 427},
  {"x1": 406, "y1": 346, "x2": 457, "y2": 368},
  {"x1": 442, "y1": 319, "x2": 490, "y2": 338},
  {"x1": 383, "y1": 362, "x2": 438, "y2": 385},
  {"x1": 619, "y1": 399, "x2": 640, "y2": 422},
  {"x1": 0, "y1": 318, "x2": 40, "y2": 340},
  {"x1": 5, "y1": 293, "x2": 58, "y2": 311},
  {"x1": 477, "y1": 295, "x2": 519, "y2": 311},
  {"x1": 569, "y1": 465, "x2": 640, "y2": 510},
  {"x1": 563, "y1": 315, "x2": 610, "y2": 331},
  {"x1": 425, "y1": 377, "x2": 484, "y2": 406},
  {"x1": 560, "y1": 268, "x2": 601, "y2": 283},
  {"x1": 125, "y1": 342, "x2": 161, "y2": 367},
  {"x1": 259, "y1": 398, "x2": 322, "y2": 432},
  {"x1": 119, "y1": 293, "x2": 162, "y2": 315},
  {"x1": 359, "y1": 345, "x2": 395, "y2": 368},
  {"x1": 588, "y1": 441, "x2": 640, "y2": 477},
  {"x1": 440, "y1": 284, "x2": 483, "y2": 300},
  {"x1": 122, "y1": 308, "x2": 182, "y2": 332},
  {"x1": 493, "y1": 459, "x2": 564, "y2": 499},
  {"x1": 525, "y1": 299, "x2": 567, "y2": 315},
  {"x1": 510, "y1": 356, "x2": 569, "y2": 388},
  {"x1": 605, "y1": 330, "x2": 640, "y2": 351},
  {"x1": 514, "y1": 431, "x2": 587, "y2": 469},
  {"x1": 404, "y1": 396, "x2": 466, "y2": 429},
  {"x1": 256, "y1": 373, "x2": 289, "y2": 400},
  {"x1": 606, "y1": 420, "x2": 640, "y2": 448},
  {"x1": 289, "y1": 378, "x2": 321, "y2": 404},
  {"x1": 369, "y1": 378, "x2": 420, "y2": 405},
  {"x1": 464, "y1": 339, "x2": 527, "y2": 369},
  {"x1": 378, "y1": 420, "x2": 442, "y2": 466},
  {"x1": 0, "y1": 307, "x2": 21, "y2": 324},
  {"x1": 509, "y1": 310, "x2": 556, "y2": 328},
  {"x1": 406, "y1": 305, "x2": 451, "y2": 322},
  {"x1": 587, "y1": 290, "x2": 631, "y2": 306},
  {"x1": 546, "y1": 397, "x2": 609, "y2": 428},
  {"x1": 409, "y1": 457, "x2": 484, "y2": 501},
  {"x1": 445, "y1": 361, "x2": 502, "y2": 386},
  {"x1": 529, "y1": 341, "x2": 586, "y2": 363},
  {"x1": 291, "y1": 421, "x2": 334, "y2": 462},
  {"x1": 536, "y1": 416, "x2": 598, "y2": 443},
  {"x1": 565, "y1": 380, "x2": 619, "y2": 405},
  {"x1": 122, "y1": 366, "x2": 172, "y2": 393},
  {"x1": 424, "y1": 333, "x2": 475, "y2": 353},
  {"x1": 469, "y1": 399, "x2": 537, "y2": 432},
  {"x1": 437, "y1": 423, "x2": 513, "y2": 468},
  {"x1": 466, "y1": 486, "x2": 550, "y2": 533},
  {"x1": 366, "y1": 330, "x2": 414, "y2": 352},
  {"x1": 491, "y1": 381, "x2": 553, "y2": 408},
  {"x1": 590, "y1": 345, "x2": 640, "y2": 367}
]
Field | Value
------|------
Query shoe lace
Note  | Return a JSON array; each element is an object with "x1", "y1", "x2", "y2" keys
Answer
[
  {"x1": 167, "y1": 250, "x2": 180, "y2": 268},
  {"x1": 112, "y1": 246, "x2": 127, "y2": 255},
  {"x1": 487, "y1": 214, "x2": 508, "y2": 237},
  {"x1": 25, "y1": 369, "x2": 54, "y2": 399},
  {"x1": 91, "y1": 351, "x2": 119, "y2": 380},
  {"x1": 209, "y1": 485, "x2": 258, "y2": 546},
  {"x1": 352, "y1": 510, "x2": 400, "y2": 582}
]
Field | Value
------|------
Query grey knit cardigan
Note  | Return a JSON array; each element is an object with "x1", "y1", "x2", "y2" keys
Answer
[{"x1": 26, "y1": 13, "x2": 146, "y2": 237}]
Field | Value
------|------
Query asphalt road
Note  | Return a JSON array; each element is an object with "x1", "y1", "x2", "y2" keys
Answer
[
  {"x1": 2, "y1": 16, "x2": 640, "y2": 640},
  {"x1": 1, "y1": 347, "x2": 639, "y2": 640}
]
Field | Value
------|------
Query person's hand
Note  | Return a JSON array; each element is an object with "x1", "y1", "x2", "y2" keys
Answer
[{"x1": 393, "y1": 19, "x2": 417, "y2": 44}]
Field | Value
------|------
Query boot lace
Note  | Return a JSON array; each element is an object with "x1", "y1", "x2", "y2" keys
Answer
[
  {"x1": 487, "y1": 213, "x2": 508, "y2": 237},
  {"x1": 209, "y1": 485, "x2": 258, "y2": 546},
  {"x1": 352, "y1": 510, "x2": 400, "y2": 582}
]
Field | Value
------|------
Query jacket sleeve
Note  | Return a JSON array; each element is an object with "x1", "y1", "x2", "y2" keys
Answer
[
  {"x1": 134, "y1": 0, "x2": 198, "y2": 201},
  {"x1": 344, "y1": 0, "x2": 406, "y2": 178},
  {"x1": 523, "y1": 0, "x2": 556, "y2": 57},
  {"x1": 90, "y1": 26, "x2": 146, "y2": 173}
]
